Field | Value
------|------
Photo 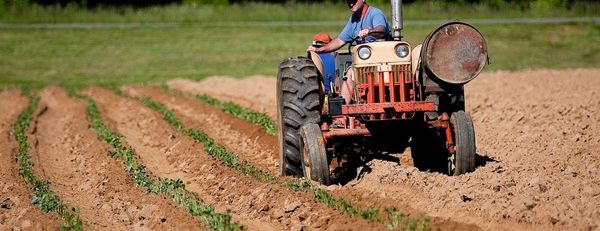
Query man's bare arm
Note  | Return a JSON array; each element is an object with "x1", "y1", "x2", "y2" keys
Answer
[
  {"x1": 308, "y1": 38, "x2": 346, "y2": 53},
  {"x1": 359, "y1": 25, "x2": 387, "y2": 39},
  {"x1": 370, "y1": 25, "x2": 387, "y2": 38}
]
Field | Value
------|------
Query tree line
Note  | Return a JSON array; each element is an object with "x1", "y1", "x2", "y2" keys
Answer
[{"x1": 0, "y1": 0, "x2": 592, "y2": 8}]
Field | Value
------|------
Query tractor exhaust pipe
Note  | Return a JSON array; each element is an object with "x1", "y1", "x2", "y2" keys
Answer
[{"x1": 391, "y1": 0, "x2": 403, "y2": 40}]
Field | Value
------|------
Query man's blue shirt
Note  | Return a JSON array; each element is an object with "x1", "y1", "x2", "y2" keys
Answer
[{"x1": 338, "y1": 6, "x2": 391, "y2": 43}]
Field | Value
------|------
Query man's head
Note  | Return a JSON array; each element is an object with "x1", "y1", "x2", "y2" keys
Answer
[{"x1": 346, "y1": 0, "x2": 365, "y2": 14}]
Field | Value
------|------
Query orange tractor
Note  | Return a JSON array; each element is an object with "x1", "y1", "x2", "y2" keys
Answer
[{"x1": 277, "y1": 0, "x2": 488, "y2": 185}]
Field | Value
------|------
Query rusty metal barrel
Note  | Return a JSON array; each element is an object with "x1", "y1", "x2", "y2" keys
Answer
[{"x1": 421, "y1": 22, "x2": 488, "y2": 85}]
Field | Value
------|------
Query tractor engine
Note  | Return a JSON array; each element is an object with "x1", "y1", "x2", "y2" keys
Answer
[{"x1": 342, "y1": 41, "x2": 427, "y2": 121}]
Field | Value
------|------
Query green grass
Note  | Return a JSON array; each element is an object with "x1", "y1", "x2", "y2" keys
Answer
[
  {"x1": 0, "y1": 2, "x2": 599, "y2": 91},
  {"x1": 13, "y1": 95, "x2": 83, "y2": 231},
  {"x1": 138, "y1": 94, "x2": 433, "y2": 230},
  {"x1": 81, "y1": 96, "x2": 240, "y2": 231},
  {"x1": 0, "y1": 21, "x2": 598, "y2": 91}
]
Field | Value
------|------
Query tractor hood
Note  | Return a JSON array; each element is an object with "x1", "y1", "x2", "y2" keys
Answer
[{"x1": 352, "y1": 41, "x2": 411, "y2": 66}]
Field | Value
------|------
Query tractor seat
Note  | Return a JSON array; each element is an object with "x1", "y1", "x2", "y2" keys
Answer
[{"x1": 309, "y1": 51, "x2": 336, "y2": 94}]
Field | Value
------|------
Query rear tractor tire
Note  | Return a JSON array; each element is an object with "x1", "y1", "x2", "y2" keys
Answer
[
  {"x1": 448, "y1": 111, "x2": 476, "y2": 175},
  {"x1": 277, "y1": 57, "x2": 322, "y2": 177},
  {"x1": 299, "y1": 123, "x2": 331, "y2": 185}
]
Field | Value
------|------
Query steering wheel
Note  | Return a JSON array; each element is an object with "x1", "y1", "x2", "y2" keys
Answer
[{"x1": 347, "y1": 31, "x2": 390, "y2": 54}]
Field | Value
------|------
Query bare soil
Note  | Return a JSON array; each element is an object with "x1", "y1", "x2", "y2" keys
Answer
[
  {"x1": 168, "y1": 75, "x2": 277, "y2": 121},
  {"x1": 3, "y1": 69, "x2": 597, "y2": 230},
  {"x1": 123, "y1": 85, "x2": 280, "y2": 176},
  {"x1": 170, "y1": 69, "x2": 600, "y2": 230},
  {"x1": 83, "y1": 87, "x2": 382, "y2": 230},
  {"x1": 29, "y1": 87, "x2": 203, "y2": 230},
  {"x1": 0, "y1": 89, "x2": 62, "y2": 231}
]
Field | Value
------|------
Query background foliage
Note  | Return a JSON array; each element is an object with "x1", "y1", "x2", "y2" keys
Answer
[
  {"x1": 0, "y1": 0, "x2": 598, "y2": 90},
  {"x1": 0, "y1": 0, "x2": 596, "y2": 8}
]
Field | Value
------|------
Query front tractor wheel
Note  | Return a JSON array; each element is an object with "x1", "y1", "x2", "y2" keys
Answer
[
  {"x1": 448, "y1": 111, "x2": 476, "y2": 175},
  {"x1": 277, "y1": 57, "x2": 322, "y2": 177},
  {"x1": 299, "y1": 123, "x2": 331, "y2": 185}
]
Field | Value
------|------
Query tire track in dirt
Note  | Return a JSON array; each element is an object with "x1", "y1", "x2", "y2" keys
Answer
[
  {"x1": 29, "y1": 87, "x2": 203, "y2": 230},
  {"x1": 172, "y1": 69, "x2": 600, "y2": 230},
  {"x1": 0, "y1": 89, "x2": 62, "y2": 230},
  {"x1": 168, "y1": 76, "x2": 277, "y2": 121},
  {"x1": 84, "y1": 87, "x2": 382, "y2": 230},
  {"x1": 122, "y1": 86, "x2": 479, "y2": 230}
]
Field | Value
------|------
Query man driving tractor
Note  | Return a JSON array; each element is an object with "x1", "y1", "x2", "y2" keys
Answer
[
  {"x1": 308, "y1": 0, "x2": 391, "y2": 54},
  {"x1": 279, "y1": 0, "x2": 487, "y2": 185},
  {"x1": 308, "y1": 0, "x2": 391, "y2": 104}
]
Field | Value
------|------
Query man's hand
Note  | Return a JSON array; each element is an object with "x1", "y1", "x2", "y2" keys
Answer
[
  {"x1": 358, "y1": 28, "x2": 371, "y2": 39},
  {"x1": 307, "y1": 38, "x2": 346, "y2": 54}
]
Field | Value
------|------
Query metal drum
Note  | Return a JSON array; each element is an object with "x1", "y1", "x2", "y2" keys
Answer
[{"x1": 421, "y1": 22, "x2": 488, "y2": 85}]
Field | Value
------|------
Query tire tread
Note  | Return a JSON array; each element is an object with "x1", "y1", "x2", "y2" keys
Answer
[{"x1": 277, "y1": 57, "x2": 322, "y2": 177}]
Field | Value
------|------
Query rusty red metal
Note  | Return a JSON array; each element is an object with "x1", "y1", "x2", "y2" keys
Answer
[
  {"x1": 321, "y1": 122, "x2": 330, "y2": 131},
  {"x1": 367, "y1": 72, "x2": 374, "y2": 104},
  {"x1": 399, "y1": 70, "x2": 406, "y2": 102},
  {"x1": 323, "y1": 128, "x2": 371, "y2": 139},
  {"x1": 378, "y1": 73, "x2": 385, "y2": 103},
  {"x1": 440, "y1": 113, "x2": 456, "y2": 154},
  {"x1": 341, "y1": 101, "x2": 435, "y2": 115},
  {"x1": 389, "y1": 72, "x2": 396, "y2": 103}
]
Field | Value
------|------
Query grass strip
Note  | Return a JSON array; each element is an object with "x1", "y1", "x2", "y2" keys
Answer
[
  {"x1": 139, "y1": 96, "x2": 432, "y2": 230},
  {"x1": 13, "y1": 96, "x2": 83, "y2": 231},
  {"x1": 139, "y1": 97, "x2": 278, "y2": 184},
  {"x1": 193, "y1": 95, "x2": 276, "y2": 136},
  {"x1": 81, "y1": 96, "x2": 240, "y2": 231},
  {"x1": 160, "y1": 85, "x2": 276, "y2": 135}
]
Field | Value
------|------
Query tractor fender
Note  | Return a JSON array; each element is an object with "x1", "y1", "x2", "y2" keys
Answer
[
  {"x1": 308, "y1": 51, "x2": 328, "y2": 115},
  {"x1": 309, "y1": 51, "x2": 325, "y2": 77}
]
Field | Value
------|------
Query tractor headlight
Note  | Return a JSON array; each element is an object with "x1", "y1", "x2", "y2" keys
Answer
[
  {"x1": 395, "y1": 44, "x2": 410, "y2": 58},
  {"x1": 358, "y1": 46, "x2": 371, "y2": 60}
]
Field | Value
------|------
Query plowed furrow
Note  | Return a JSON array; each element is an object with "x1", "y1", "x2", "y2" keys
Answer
[
  {"x1": 168, "y1": 77, "x2": 277, "y2": 121},
  {"x1": 124, "y1": 86, "x2": 279, "y2": 176},
  {"x1": 125, "y1": 86, "x2": 480, "y2": 230},
  {"x1": 84, "y1": 87, "x2": 382, "y2": 230},
  {"x1": 29, "y1": 87, "x2": 203, "y2": 230},
  {"x1": 0, "y1": 89, "x2": 62, "y2": 230}
]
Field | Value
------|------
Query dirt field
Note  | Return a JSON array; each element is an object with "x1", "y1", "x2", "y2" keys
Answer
[
  {"x1": 0, "y1": 89, "x2": 62, "y2": 230},
  {"x1": 31, "y1": 87, "x2": 203, "y2": 230},
  {"x1": 167, "y1": 68, "x2": 600, "y2": 230},
  {"x1": 1, "y1": 69, "x2": 599, "y2": 230}
]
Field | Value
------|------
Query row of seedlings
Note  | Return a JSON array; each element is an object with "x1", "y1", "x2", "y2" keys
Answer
[
  {"x1": 81, "y1": 96, "x2": 241, "y2": 231},
  {"x1": 140, "y1": 94, "x2": 432, "y2": 231},
  {"x1": 13, "y1": 96, "x2": 83, "y2": 230},
  {"x1": 162, "y1": 85, "x2": 276, "y2": 135}
]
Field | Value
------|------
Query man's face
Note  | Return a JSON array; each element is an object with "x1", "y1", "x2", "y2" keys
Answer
[{"x1": 346, "y1": 0, "x2": 363, "y2": 14}]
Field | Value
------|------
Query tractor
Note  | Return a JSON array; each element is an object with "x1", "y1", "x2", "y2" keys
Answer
[{"x1": 277, "y1": 0, "x2": 488, "y2": 185}]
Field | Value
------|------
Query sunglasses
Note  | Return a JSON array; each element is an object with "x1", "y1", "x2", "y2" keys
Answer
[{"x1": 346, "y1": 0, "x2": 358, "y2": 8}]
